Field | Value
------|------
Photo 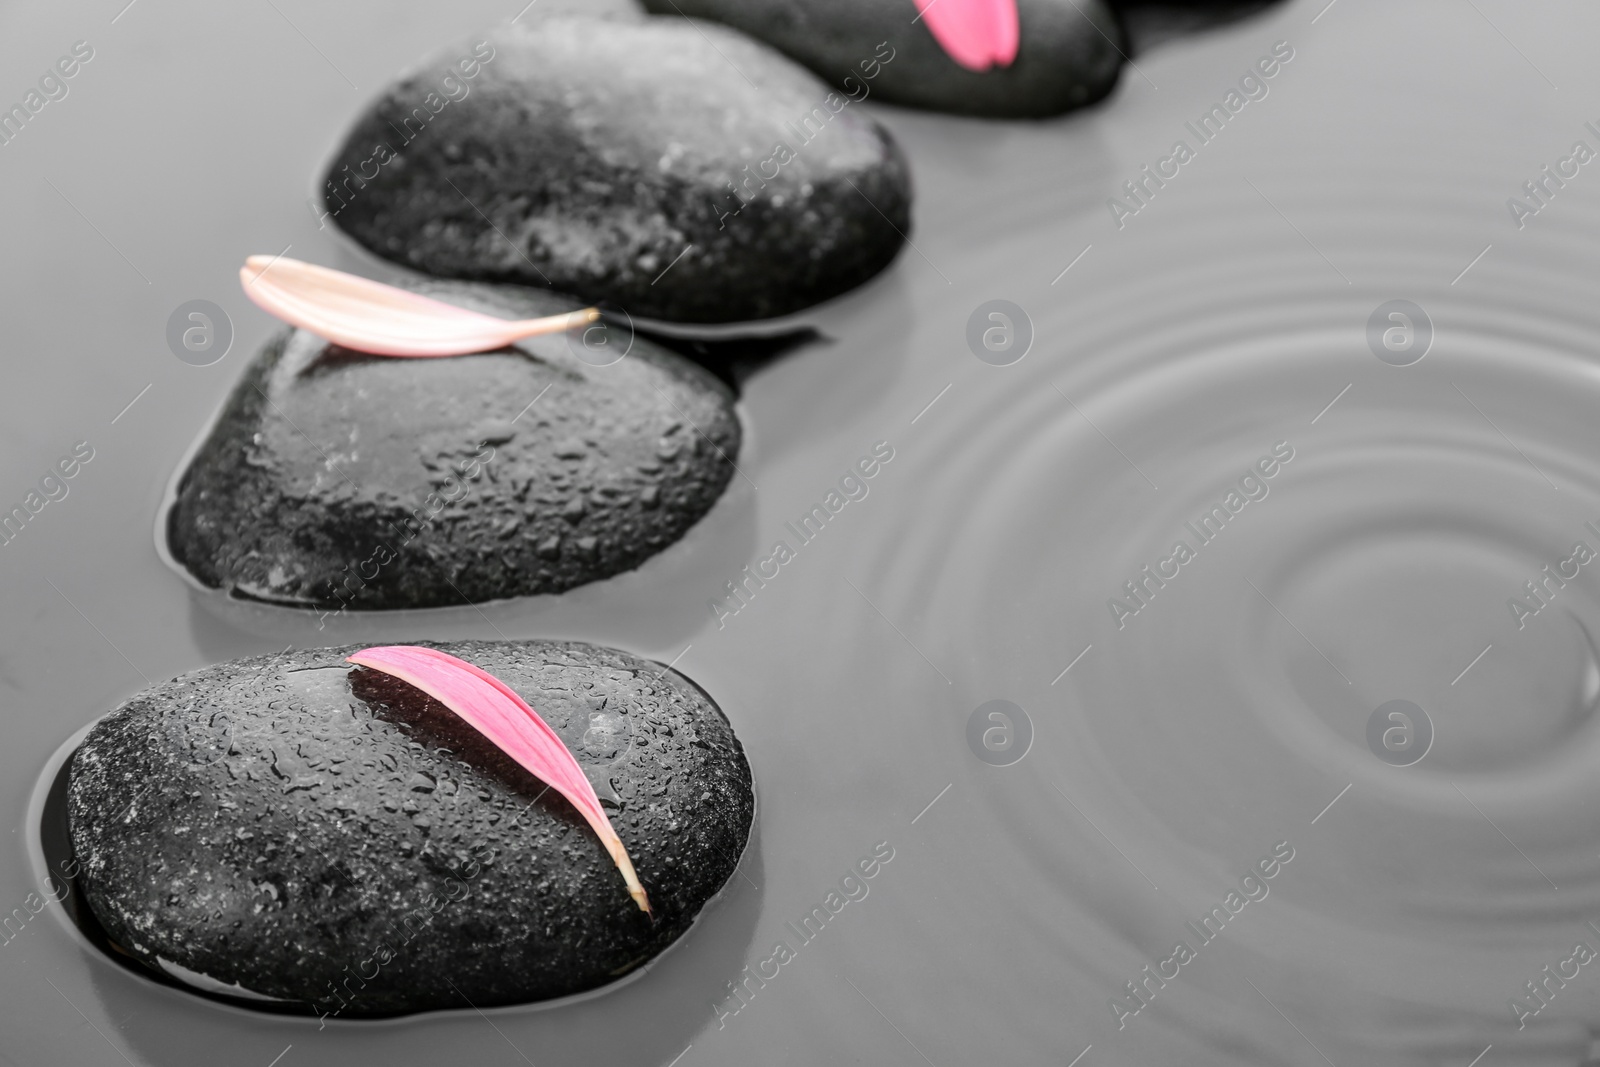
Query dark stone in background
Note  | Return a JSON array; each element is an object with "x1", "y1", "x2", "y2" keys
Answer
[
  {"x1": 322, "y1": 17, "x2": 912, "y2": 324},
  {"x1": 639, "y1": 0, "x2": 1126, "y2": 119},
  {"x1": 167, "y1": 281, "x2": 740, "y2": 611},
  {"x1": 66, "y1": 641, "x2": 755, "y2": 1016},
  {"x1": 1107, "y1": 0, "x2": 1289, "y2": 54}
]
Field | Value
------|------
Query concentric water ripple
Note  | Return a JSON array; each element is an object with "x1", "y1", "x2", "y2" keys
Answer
[{"x1": 812, "y1": 222, "x2": 1600, "y2": 1061}]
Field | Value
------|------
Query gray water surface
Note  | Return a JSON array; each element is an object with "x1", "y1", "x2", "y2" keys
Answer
[{"x1": 4, "y1": 0, "x2": 1600, "y2": 1064}]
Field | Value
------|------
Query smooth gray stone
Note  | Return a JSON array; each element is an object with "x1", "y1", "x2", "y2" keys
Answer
[
  {"x1": 167, "y1": 280, "x2": 740, "y2": 611},
  {"x1": 67, "y1": 640, "x2": 755, "y2": 1016},
  {"x1": 320, "y1": 18, "x2": 912, "y2": 324},
  {"x1": 638, "y1": 0, "x2": 1125, "y2": 118}
]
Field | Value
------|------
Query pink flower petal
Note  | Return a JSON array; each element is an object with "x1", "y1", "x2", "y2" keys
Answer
[
  {"x1": 348, "y1": 645, "x2": 652, "y2": 915},
  {"x1": 915, "y1": 0, "x2": 1020, "y2": 72},
  {"x1": 240, "y1": 256, "x2": 599, "y2": 357}
]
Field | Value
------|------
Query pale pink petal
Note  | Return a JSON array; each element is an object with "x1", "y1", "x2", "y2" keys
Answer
[
  {"x1": 240, "y1": 256, "x2": 598, "y2": 357},
  {"x1": 915, "y1": 0, "x2": 1020, "y2": 71},
  {"x1": 348, "y1": 646, "x2": 652, "y2": 915}
]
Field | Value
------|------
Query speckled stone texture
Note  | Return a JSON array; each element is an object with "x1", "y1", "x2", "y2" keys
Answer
[
  {"x1": 638, "y1": 0, "x2": 1125, "y2": 119},
  {"x1": 166, "y1": 280, "x2": 739, "y2": 611},
  {"x1": 66, "y1": 641, "x2": 755, "y2": 1016},
  {"x1": 320, "y1": 17, "x2": 912, "y2": 324}
]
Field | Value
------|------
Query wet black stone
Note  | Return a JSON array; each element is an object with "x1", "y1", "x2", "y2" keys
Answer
[
  {"x1": 320, "y1": 18, "x2": 912, "y2": 324},
  {"x1": 638, "y1": 0, "x2": 1125, "y2": 119},
  {"x1": 166, "y1": 281, "x2": 739, "y2": 611},
  {"x1": 66, "y1": 641, "x2": 755, "y2": 1016}
]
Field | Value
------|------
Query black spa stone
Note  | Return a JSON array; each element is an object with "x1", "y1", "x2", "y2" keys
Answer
[
  {"x1": 637, "y1": 0, "x2": 1125, "y2": 119},
  {"x1": 166, "y1": 280, "x2": 739, "y2": 611},
  {"x1": 319, "y1": 18, "x2": 912, "y2": 324},
  {"x1": 65, "y1": 641, "x2": 755, "y2": 1016}
]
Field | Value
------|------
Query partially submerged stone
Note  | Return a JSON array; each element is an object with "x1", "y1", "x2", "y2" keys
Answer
[
  {"x1": 320, "y1": 18, "x2": 912, "y2": 323},
  {"x1": 639, "y1": 0, "x2": 1126, "y2": 118},
  {"x1": 67, "y1": 641, "x2": 755, "y2": 1016},
  {"x1": 167, "y1": 280, "x2": 740, "y2": 611}
]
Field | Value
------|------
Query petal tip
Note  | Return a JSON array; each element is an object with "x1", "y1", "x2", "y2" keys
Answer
[{"x1": 916, "y1": 0, "x2": 1021, "y2": 72}]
